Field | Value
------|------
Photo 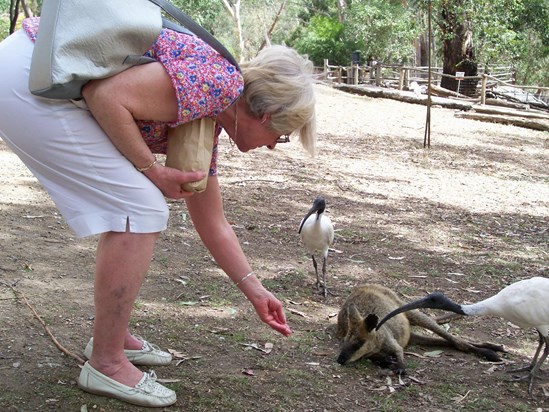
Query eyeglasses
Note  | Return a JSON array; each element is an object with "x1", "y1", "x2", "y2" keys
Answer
[{"x1": 275, "y1": 134, "x2": 290, "y2": 144}]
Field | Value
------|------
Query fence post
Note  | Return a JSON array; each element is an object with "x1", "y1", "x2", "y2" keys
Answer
[
  {"x1": 354, "y1": 64, "x2": 359, "y2": 85},
  {"x1": 337, "y1": 67, "x2": 342, "y2": 84},
  {"x1": 480, "y1": 74, "x2": 487, "y2": 105},
  {"x1": 375, "y1": 63, "x2": 382, "y2": 86},
  {"x1": 323, "y1": 59, "x2": 329, "y2": 81},
  {"x1": 398, "y1": 67, "x2": 406, "y2": 90}
]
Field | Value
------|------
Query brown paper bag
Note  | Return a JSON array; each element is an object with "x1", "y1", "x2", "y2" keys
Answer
[{"x1": 165, "y1": 118, "x2": 215, "y2": 193}]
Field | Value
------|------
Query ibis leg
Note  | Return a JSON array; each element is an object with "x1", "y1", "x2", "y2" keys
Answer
[
  {"x1": 528, "y1": 336, "x2": 549, "y2": 395},
  {"x1": 311, "y1": 255, "x2": 321, "y2": 292},
  {"x1": 321, "y1": 257, "x2": 336, "y2": 297},
  {"x1": 509, "y1": 331, "x2": 544, "y2": 374},
  {"x1": 321, "y1": 257, "x2": 327, "y2": 297}
]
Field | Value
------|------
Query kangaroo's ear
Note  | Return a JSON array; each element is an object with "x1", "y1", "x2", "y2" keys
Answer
[
  {"x1": 348, "y1": 304, "x2": 363, "y2": 329},
  {"x1": 365, "y1": 314, "x2": 379, "y2": 332}
]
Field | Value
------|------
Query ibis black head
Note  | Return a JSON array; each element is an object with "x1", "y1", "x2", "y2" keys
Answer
[
  {"x1": 298, "y1": 196, "x2": 326, "y2": 233},
  {"x1": 375, "y1": 292, "x2": 465, "y2": 331}
]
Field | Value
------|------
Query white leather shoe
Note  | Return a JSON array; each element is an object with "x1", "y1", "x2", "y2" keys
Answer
[
  {"x1": 84, "y1": 337, "x2": 173, "y2": 366},
  {"x1": 78, "y1": 361, "x2": 177, "y2": 407}
]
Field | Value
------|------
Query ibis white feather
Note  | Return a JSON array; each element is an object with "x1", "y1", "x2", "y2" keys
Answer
[{"x1": 299, "y1": 196, "x2": 334, "y2": 296}]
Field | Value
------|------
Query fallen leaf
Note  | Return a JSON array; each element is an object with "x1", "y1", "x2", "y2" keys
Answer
[
  {"x1": 452, "y1": 390, "x2": 470, "y2": 403},
  {"x1": 369, "y1": 385, "x2": 388, "y2": 391},
  {"x1": 483, "y1": 365, "x2": 498, "y2": 375},
  {"x1": 288, "y1": 308, "x2": 308, "y2": 318},
  {"x1": 168, "y1": 349, "x2": 187, "y2": 359},
  {"x1": 388, "y1": 256, "x2": 405, "y2": 260},
  {"x1": 264, "y1": 342, "x2": 274, "y2": 354},
  {"x1": 404, "y1": 351, "x2": 428, "y2": 359},
  {"x1": 178, "y1": 301, "x2": 199, "y2": 306},
  {"x1": 423, "y1": 350, "x2": 443, "y2": 357},
  {"x1": 312, "y1": 351, "x2": 331, "y2": 357},
  {"x1": 242, "y1": 369, "x2": 255, "y2": 376},
  {"x1": 208, "y1": 328, "x2": 231, "y2": 334},
  {"x1": 408, "y1": 376, "x2": 426, "y2": 384},
  {"x1": 241, "y1": 343, "x2": 272, "y2": 353},
  {"x1": 157, "y1": 378, "x2": 181, "y2": 383}
]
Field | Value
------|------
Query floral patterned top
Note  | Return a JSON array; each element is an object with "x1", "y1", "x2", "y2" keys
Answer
[{"x1": 22, "y1": 17, "x2": 244, "y2": 175}]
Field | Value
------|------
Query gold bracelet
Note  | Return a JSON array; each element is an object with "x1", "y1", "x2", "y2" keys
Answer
[
  {"x1": 136, "y1": 156, "x2": 158, "y2": 173},
  {"x1": 235, "y1": 272, "x2": 255, "y2": 287}
]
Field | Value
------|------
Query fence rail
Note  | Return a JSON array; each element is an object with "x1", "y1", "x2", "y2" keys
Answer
[{"x1": 320, "y1": 59, "x2": 549, "y2": 104}]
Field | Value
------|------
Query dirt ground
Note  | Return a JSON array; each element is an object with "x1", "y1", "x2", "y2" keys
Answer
[{"x1": 1, "y1": 84, "x2": 548, "y2": 411}]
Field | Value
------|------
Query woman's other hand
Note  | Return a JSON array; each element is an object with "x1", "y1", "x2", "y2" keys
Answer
[{"x1": 144, "y1": 164, "x2": 206, "y2": 199}]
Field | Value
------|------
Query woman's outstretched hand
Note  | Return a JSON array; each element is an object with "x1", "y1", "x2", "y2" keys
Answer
[
  {"x1": 144, "y1": 164, "x2": 206, "y2": 199},
  {"x1": 243, "y1": 285, "x2": 292, "y2": 337}
]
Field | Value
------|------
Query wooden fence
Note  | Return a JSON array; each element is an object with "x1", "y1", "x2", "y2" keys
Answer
[{"x1": 321, "y1": 59, "x2": 548, "y2": 105}]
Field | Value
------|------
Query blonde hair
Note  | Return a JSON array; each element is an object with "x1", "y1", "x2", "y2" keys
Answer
[{"x1": 240, "y1": 45, "x2": 317, "y2": 156}]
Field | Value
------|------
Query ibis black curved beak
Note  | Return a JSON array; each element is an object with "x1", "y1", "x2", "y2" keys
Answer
[
  {"x1": 298, "y1": 197, "x2": 326, "y2": 233},
  {"x1": 375, "y1": 292, "x2": 462, "y2": 331},
  {"x1": 298, "y1": 207, "x2": 316, "y2": 234},
  {"x1": 375, "y1": 299, "x2": 430, "y2": 331}
]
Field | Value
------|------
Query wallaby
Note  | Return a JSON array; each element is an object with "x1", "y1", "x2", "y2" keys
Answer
[{"x1": 336, "y1": 284, "x2": 504, "y2": 374}]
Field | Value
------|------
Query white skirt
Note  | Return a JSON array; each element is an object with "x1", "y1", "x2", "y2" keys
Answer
[{"x1": 0, "y1": 30, "x2": 169, "y2": 238}]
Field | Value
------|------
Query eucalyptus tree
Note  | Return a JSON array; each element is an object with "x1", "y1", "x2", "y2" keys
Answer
[
  {"x1": 172, "y1": 0, "x2": 296, "y2": 61},
  {"x1": 420, "y1": 0, "x2": 549, "y2": 89}
]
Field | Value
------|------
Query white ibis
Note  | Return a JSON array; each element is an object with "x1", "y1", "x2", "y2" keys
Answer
[
  {"x1": 298, "y1": 196, "x2": 334, "y2": 297},
  {"x1": 375, "y1": 276, "x2": 549, "y2": 394}
]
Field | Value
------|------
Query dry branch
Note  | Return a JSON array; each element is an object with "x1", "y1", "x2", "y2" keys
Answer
[
  {"x1": 332, "y1": 83, "x2": 474, "y2": 110},
  {"x1": 484, "y1": 98, "x2": 532, "y2": 111},
  {"x1": 472, "y1": 105, "x2": 549, "y2": 120},
  {"x1": 455, "y1": 112, "x2": 549, "y2": 131},
  {"x1": 3, "y1": 282, "x2": 85, "y2": 365},
  {"x1": 429, "y1": 84, "x2": 471, "y2": 99}
]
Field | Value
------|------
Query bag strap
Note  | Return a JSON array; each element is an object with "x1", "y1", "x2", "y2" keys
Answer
[{"x1": 148, "y1": 0, "x2": 240, "y2": 71}]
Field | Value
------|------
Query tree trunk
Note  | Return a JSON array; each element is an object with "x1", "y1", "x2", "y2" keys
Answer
[
  {"x1": 415, "y1": 33, "x2": 430, "y2": 67},
  {"x1": 20, "y1": 0, "x2": 33, "y2": 18},
  {"x1": 9, "y1": 0, "x2": 21, "y2": 34},
  {"x1": 439, "y1": 0, "x2": 477, "y2": 95},
  {"x1": 257, "y1": 0, "x2": 288, "y2": 53},
  {"x1": 221, "y1": 0, "x2": 244, "y2": 62},
  {"x1": 337, "y1": 0, "x2": 347, "y2": 22}
]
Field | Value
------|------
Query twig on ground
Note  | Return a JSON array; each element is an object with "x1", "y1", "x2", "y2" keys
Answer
[{"x1": 2, "y1": 281, "x2": 85, "y2": 365}]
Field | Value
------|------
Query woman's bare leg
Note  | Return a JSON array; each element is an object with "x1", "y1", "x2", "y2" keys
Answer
[{"x1": 88, "y1": 230, "x2": 159, "y2": 387}]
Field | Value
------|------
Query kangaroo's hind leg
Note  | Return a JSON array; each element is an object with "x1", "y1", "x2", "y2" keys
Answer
[{"x1": 406, "y1": 310, "x2": 503, "y2": 362}]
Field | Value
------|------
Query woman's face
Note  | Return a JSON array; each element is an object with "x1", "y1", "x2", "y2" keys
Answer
[
  {"x1": 229, "y1": 102, "x2": 290, "y2": 152},
  {"x1": 234, "y1": 120, "x2": 284, "y2": 152}
]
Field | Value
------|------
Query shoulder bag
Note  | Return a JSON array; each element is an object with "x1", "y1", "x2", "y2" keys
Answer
[{"x1": 29, "y1": 0, "x2": 240, "y2": 99}]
